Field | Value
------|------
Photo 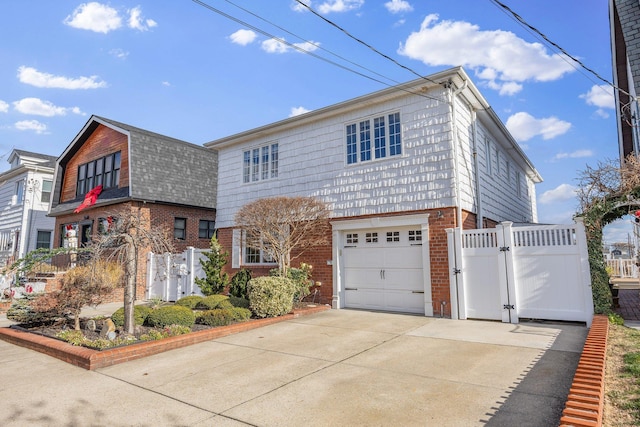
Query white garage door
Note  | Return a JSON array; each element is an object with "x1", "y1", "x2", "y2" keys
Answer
[{"x1": 343, "y1": 226, "x2": 425, "y2": 314}]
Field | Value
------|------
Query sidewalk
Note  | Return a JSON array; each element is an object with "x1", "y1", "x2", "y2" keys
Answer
[{"x1": 615, "y1": 288, "x2": 640, "y2": 328}]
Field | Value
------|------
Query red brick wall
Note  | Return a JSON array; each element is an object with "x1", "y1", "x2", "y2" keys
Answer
[{"x1": 61, "y1": 124, "x2": 129, "y2": 203}]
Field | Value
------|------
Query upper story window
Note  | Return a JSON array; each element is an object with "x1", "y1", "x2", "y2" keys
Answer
[
  {"x1": 76, "y1": 151, "x2": 121, "y2": 197},
  {"x1": 41, "y1": 180, "x2": 52, "y2": 203},
  {"x1": 199, "y1": 220, "x2": 216, "y2": 239},
  {"x1": 346, "y1": 112, "x2": 402, "y2": 165},
  {"x1": 243, "y1": 143, "x2": 278, "y2": 183},
  {"x1": 14, "y1": 180, "x2": 24, "y2": 205}
]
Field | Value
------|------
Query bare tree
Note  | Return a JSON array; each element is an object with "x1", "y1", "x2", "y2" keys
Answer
[
  {"x1": 234, "y1": 196, "x2": 330, "y2": 275},
  {"x1": 92, "y1": 207, "x2": 174, "y2": 334}
]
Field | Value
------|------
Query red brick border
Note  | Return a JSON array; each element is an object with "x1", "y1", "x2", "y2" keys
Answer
[
  {"x1": 559, "y1": 315, "x2": 608, "y2": 427},
  {"x1": 0, "y1": 305, "x2": 330, "y2": 370}
]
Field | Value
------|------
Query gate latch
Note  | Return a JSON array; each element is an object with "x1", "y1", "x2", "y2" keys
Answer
[
  {"x1": 499, "y1": 246, "x2": 510, "y2": 252},
  {"x1": 503, "y1": 304, "x2": 515, "y2": 310},
  {"x1": 453, "y1": 268, "x2": 461, "y2": 275}
]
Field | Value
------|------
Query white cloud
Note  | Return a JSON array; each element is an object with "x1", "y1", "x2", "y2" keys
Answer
[
  {"x1": 580, "y1": 84, "x2": 615, "y2": 109},
  {"x1": 398, "y1": 15, "x2": 575, "y2": 95},
  {"x1": 230, "y1": 29, "x2": 257, "y2": 46},
  {"x1": 290, "y1": 106, "x2": 310, "y2": 117},
  {"x1": 505, "y1": 112, "x2": 571, "y2": 142},
  {"x1": 64, "y1": 2, "x2": 122, "y2": 33},
  {"x1": 0, "y1": 100, "x2": 8, "y2": 113},
  {"x1": 553, "y1": 149, "x2": 593, "y2": 161},
  {"x1": 539, "y1": 183, "x2": 577, "y2": 205},
  {"x1": 261, "y1": 38, "x2": 320, "y2": 54},
  {"x1": 385, "y1": 0, "x2": 413, "y2": 14},
  {"x1": 109, "y1": 48, "x2": 129, "y2": 59},
  {"x1": 15, "y1": 120, "x2": 48, "y2": 134},
  {"x1": 18, "y1": 66, "x2": 107, "y2": 90},
  {"x1": 13, "y1": 98, "x2": 84, "y2": 117},
  {"x1": 162, "y1": 81, "x2": 171, "y2": 87},
  {"x1": 291, "y1": 0, "x2": 311, "y2": 12},
  {"x1": 318, "y1": 0, "x2": 364, "y2": 14},
  {"x1": 128, "y1": 6, "x2": 157, "y2": 31}
]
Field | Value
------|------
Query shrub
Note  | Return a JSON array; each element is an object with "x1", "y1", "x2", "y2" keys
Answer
[
  {"x1": 6, "y1": 292, "x2": 61, "y2": 324},
  {"x1": 174, "y1": 295, "x2": 204, "y2": 309},
  {"x1": 146, "y1": 305, "x2": 195, "y2": 328},
  {"x1": 111, "y1": 305, "x2": 153, "y2": 328},
  {"x1": 196, "y1": 294, "x2": 231, "y2": 310},
  {"x1": 247, "y1": 276, "x2": 295, "y2": 318},
  {"x1": 229, "y1": 295, "x2": 250, "y2": 309},
  {"x1": 229, "y1": 268, "x2": 252, "y2": 299},
  {"x1": 196, "y1": 307, "x2": 251, "y2": 326},
  {"x1": 194, "y1": 236, "x2": 230, "y2": 295},
  {"x1": 270, "y1": 263, "x2": 313, "y2": 303},
  {"x1": 139, "y1": 325, "x2": 191, "y2": 341}
]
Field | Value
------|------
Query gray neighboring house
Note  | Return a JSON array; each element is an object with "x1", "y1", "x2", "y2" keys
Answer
[{"x1": 0, "y1": 149, "x2": 57, "y2": 267}]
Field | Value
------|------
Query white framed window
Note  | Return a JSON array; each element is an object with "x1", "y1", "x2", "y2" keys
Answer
[
  {"x1": 408, "y1": 230, "x2": 422, "y2": 242},
  {"x1": 14, "y1": 180, "x2": 24, "y2": 205},
  {"x1": 41, "y1": 180, "x2": 53, "y2": 203},
  {"x1": 346, "y1": 112, "x2": 402, "y2": 165},
  {"x1": 243, "y1": 143, "x2": 279, "y2": 183},
  {"x1": 346, "y1": 233, "x2": 359, "y2": 244},
  {"x1": 242, "y1": 230, "x2": 276, "y2": 265},
  {"x1": 365, "y1": 232, "x2": 378, "y2": 243},
  {"x1": 386, "y1": 231, "x2": 400, "y2": 242}
]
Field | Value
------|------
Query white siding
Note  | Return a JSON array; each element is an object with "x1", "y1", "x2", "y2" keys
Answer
[{"x1": 217, "y1": 89, "x2": 456, "y2": 228}]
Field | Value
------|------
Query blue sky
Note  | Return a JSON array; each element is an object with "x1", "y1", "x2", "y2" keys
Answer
[{"x1": 0, "y1": 1, "x2": 627, "y2": 242}]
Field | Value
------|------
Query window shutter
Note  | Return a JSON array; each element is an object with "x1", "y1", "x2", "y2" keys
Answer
[{"x1": 232, "y1": 229, "x2": 241, "y2": 268}]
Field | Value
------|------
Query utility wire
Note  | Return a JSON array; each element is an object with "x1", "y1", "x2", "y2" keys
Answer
[
  {"x1": 293, "y1": 0, "x2": 440, "y2": 86},
  {"x1": 489, "y1": 0, "x2": 634, "y2": 101},
  {"x1": 191, "y1": 0, "x2": 447, "y2": 103}
]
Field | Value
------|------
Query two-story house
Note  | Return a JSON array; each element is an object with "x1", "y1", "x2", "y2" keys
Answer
[
  {"x1": 48, "y1": 115, "x2": 218, "y2": 300},
  {"x1": 0, "y1": 149, "x2": 57, "y2": 267},
  {"x1": 206, "y1": 67, "x2": 542, "y2": 317}
]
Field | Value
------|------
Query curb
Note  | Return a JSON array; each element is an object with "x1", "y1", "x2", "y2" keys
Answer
[
  {"x1": 0, "y1": 304, "x2": 330, "y2": 370},
  {"x1": 559, "y1": 314, "x2": 608, "y2": 427}
]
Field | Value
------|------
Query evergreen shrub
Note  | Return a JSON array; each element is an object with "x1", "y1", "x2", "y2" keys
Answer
[
  {"x1": 146, "y1": 305, "x2": 195, "y2": 328},
  {"x1": 247, "y1": 276, "x2": 295, "y2": 318}
]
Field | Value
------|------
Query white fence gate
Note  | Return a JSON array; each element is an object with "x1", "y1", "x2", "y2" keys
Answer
[
  {"x1": 446, "y1": 220, "x2": 594, "y2": 327},
  {"x1": 146, "y1": 247, "x2": 207, "y2": 301}
]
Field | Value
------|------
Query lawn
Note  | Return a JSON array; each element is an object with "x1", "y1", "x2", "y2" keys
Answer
[{"x1": 605, "y1": 321, "x2": 640, "y2": 426}]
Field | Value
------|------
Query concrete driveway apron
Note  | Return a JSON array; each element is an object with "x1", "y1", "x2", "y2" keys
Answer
[{"x1": 0, "y1": 309, "x2": 587, "y2": 426}]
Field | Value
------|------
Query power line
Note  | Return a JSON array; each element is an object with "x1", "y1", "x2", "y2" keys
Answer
[
  {"x1": 191, "y1": 0, "x2": 447, "y2": 103},
  {"x1": 292, "y1": 0, "x2": 440, "y2": 86},
  {"x1": 489, "y1": 0, "x2": 634, "y2": 101}
]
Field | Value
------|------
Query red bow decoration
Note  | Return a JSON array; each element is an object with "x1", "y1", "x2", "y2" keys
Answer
[{"x1": 74, "y1": 185, "x2": 103, "y2": 213}]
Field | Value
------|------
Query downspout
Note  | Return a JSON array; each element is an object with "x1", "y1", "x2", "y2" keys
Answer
[
  {"x1": 448, "y1": 80, "x2": 468, "y2": 229},
  {"x1": 471, "y1": 110, "x2": 483, "y2": 229}
]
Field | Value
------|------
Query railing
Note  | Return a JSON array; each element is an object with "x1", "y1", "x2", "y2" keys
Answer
[{"x1": 606, "y1": 258, "x2": 638, "y2": 278}]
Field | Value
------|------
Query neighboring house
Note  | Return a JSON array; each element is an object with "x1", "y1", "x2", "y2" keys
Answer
[
  {"x1": 610, "y1": 0, "x2": 640, "y2": 159},
  {"x1": 48, "y1": 115, "x2": 218, "y2": 300},
  {"x1": 0, "y1": 149, "x2": 57, "y2": 267},
  {"x1": 206, "y1": 67, "x2": 542, "y2": 317}
]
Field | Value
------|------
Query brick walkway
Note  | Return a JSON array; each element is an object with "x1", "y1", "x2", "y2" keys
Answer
[{"x1": 615, "y1": 289, "x2": 640, "y2": 321}]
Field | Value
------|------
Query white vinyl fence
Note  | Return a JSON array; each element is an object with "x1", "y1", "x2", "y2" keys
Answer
[
  {"x1": 446, "y1": 220, "x2": 594, "y2": 327},
  {"x1": 606, "y1": 258, "x2": 638, "y2": 278},
  {"x1": 146, "y1": 247, "x2": 207, "y2": 301}
]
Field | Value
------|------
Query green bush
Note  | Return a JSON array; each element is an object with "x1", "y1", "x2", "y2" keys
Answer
[
  {"x1": 111, "y1": 305, "x2": 153, "y2": 328},
  {"x1": 6, "y1": 293, "x2": 61, "y2": 324},
  {"x1": 146, "y1": 305, "x2": 195, "y2": 328},
  {"x1": 247, "y1": 276, "x2": 296, "y2": 318},
  {"x1": 196, "y1": 294, "x2": 231, "y2": 310},
  {"x1": 174, "y1": 295, "x2": 204, "y2": 309},
  {"x1": 229, "y1": 268, "x2": 252, "y2": 299},
  {"x1": 196, "y1": 307, "x2": 251, "y2": 326},
  {"x1": 270, "y1": 263, "x2": 313, "y2": 303},
  {"x1": 229, "y1": 295, "x2": 250, "y2": 309}
]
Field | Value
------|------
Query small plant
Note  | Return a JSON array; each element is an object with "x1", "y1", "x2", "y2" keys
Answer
[
  {"x1": 139, "y1": 325, "x2": 191, "y2": 341},
  {"x1": 111, "y1": 305, "x2": 153, "y2": 328},
  {"x1": 147, "y1": 297, "x2": 166, "y2": 309},
  {"x1": 195, "y1": 236, "x2": 230, "y2": 295},
  {"x1": 247, "y1": 276, "x2": 296, "y2": 318},
  {"x1": 228, "y1": 295, "x2": 250, "y2": 309},
  {"x1": 196, "y1": 307, "x2": 251, "y2": 326},
  {"x1": 146, "y1": 305, "x2": 195, "y2": 328},
  {"x1": 229, "y1": 268, "x2": 252, "y2": 299},
  {"x1": 609, "y1": 312, "x2": 625, "y2": 326},
  {"x1": 196, "y1": 294, "x2": 232, "y2": 310},
  {"x1": 174, "y1": 295, "x2": 205, "y2": 309},
  {"x1": 55, "y1": 329, "x2": 136, "y2": 350}
]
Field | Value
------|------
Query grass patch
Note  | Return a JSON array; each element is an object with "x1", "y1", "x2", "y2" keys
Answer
[{"x1": 606, "y1": 324, "x2": 640, "y2": 426}]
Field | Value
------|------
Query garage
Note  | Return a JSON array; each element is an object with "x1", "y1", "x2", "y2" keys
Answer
[{"x1": 332, "y1": 214, "x2": 432, "y2": 316}]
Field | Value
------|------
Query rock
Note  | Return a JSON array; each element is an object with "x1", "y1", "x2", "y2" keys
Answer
[
  {"x1": 99, "y1": 318, "x2": 116, "y2": 338},
  {"x1": 85, "y1": 319, "x2": 96, "y2": 332}
]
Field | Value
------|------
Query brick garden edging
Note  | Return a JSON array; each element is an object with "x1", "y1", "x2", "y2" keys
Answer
[
  {"x1": 559, "y1": 314, "x2": 609, "y2": 427},
  {"x1": 0, "y1": 305, "x2": 330, "y2": 370}
]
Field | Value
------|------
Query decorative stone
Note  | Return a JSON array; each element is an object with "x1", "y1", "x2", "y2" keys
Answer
[
  {"x1": 106, "y1": 331, "x2": 117, "y2": 340},
  {"x1": 85, "y1": 319, "x2": 96, "y2": 332},
  {"x1": 99, "y1": 318, "x2": 116, "y2": 338}
]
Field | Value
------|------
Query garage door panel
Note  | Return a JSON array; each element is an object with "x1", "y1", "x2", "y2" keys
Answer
[
  {"x1": 384, "y1": 247, "x2": 422, "y2": 269},
  {"x1": 384, "y1": 269, "x2": 423, "y2": 291},
  {"x1": 343, "y1": 247, "x2": 384, "y2": 268},
  {"x1": 344, "y1": 268, "x2": 383, "y2": 289},
  {"x1": 345, "y1": 289, "x2": 385, "y2": 311},
  {"x1": 385, "y1": 290, "x2": 425, "y2": 314}
]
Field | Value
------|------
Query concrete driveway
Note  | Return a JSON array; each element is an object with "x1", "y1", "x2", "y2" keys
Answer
[{"x1": 0, "y1": 309, "x2": 586, "y2": 426}]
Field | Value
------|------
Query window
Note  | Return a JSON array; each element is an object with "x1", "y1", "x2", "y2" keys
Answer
[
  {"x1": 346, "y1": 112, "x2": 402, "y2": 164},
  {"x1": 36, "y1": 230, "x2": 51, "y2": 249},
  {"x1": 243, "y1": 143, "x2": 279, "y2": 183},
  {"x1": 76, "y1": 151, "x2": 121, "y2": 197},
  {"x1": 365, "y1": 232, "x2": 378, "y2": 243},
  {"x1": 409, "y1": 230, "x2": 422, "y2": 242},
  {"x1": 14, "y1": 180, "x2": 24, "y2": 204},
  {"x1": 199, "y1": 220, "x2": 216, "y2": 239},
  {"x1": 174, "y1": 218, "x2": 186, "y2": 240},
  {"x1": 386, "y1": 231, "x2": 400, "y2": 242},
  {"x1": 346, "y1": 233, "x2": 358, "y2": 244},
  {"x1": 243, "y1": 231, "x2": 275, "y2": 265},
  {"x1": 41, "y1": 180, "x2": 52, "y2": 203}
]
